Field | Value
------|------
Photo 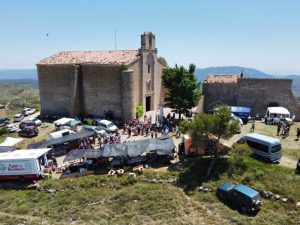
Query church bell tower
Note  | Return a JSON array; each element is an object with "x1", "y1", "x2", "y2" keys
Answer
[{"x1": 139, "y1": 32, "x2": 158, "y2": 112}]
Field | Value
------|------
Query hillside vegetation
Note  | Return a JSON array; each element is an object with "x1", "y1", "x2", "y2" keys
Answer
[
  {"x1": 0, "y1": 154, "x2": 299, "y2": 225},
  {"x1": 0, "y1": 85, "x2": 40, "y2": 111}
]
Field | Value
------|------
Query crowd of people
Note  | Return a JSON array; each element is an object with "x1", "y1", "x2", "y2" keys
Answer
[
  {"x1": 122, "y1": 113, "x2": 180, "y2": 139},
  {"x1": 276, "y1": 122, "x2": 291, "y2": 137}
]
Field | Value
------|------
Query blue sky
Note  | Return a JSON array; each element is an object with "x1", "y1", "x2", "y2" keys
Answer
[{"x1": 0, "y1": 0, "x2": 299, "y2": 74}]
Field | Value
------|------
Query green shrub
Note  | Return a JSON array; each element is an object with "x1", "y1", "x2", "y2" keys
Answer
[
  {"x1": 242, "y1": 172, "x2": 254, "y2": 183},
  {"x1": 86, "y1": 118, "x2": 93, "y2": 125},
  {"x1": 0, "y1": 126, "x2": 8, "y2": 136},
  {"x1": 231, "y1": 143, "x2": 252, "y2": 156},
  {"x1": 255, "y1": 169, "x2": 265, "y2": 180},
  {"x1": 121, "y1": 175, "x2": 137, "y2": 186},
  {"x1": 136, "y1": 105, "x2": 144, "y2": 119}
]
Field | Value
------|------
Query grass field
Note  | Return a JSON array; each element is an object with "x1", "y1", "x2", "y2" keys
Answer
[
  {"x1": 1, "y1": 116, "x2": 300, "y2": 224},
  {"x1": 226, "y1": 120, "x2": 300, "y2": 160},
  {"x1": 0, "y1": 122, "x2": 55, "y2": 149},
  {"x1": 0, "y1": 153, "x2": 299, "y2": 225}
]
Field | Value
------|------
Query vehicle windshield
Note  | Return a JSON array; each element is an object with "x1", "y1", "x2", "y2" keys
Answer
[
  {"x1": 271, "y1": 144, "x2": 281, "y2": 153},
  {"x1": 95, "y1": 127, "x2": 102, "y2": 131},
  {"x1": 107, "y1": 122, "x2": 114, "y2": 128},
  {"x1": 252, "y1": 194, "x2": 261, "y2": 202}
]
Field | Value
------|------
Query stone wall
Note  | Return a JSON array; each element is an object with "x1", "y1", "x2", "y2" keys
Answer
[
  {"x1": 38, "y1": 65, "x2": 76, "y2": 116},
  {"x1": 81, "y1": 65, "x2": 123, "y2": 118},
  {"x1": 203, "y1": 82, "x2": 238, "y2": 112},
  {"x1": 38, "y1": 64, "x2": 124, "y2": 119},
  {"x1": 121, "y1": 70, "x2": 136, "y2": 122},
  {"x1": 237, "y1": 78, "x2": 300, "y2": 119},
  {"x1": 38, "y1": 54, "x2": 165, "y2": 120}
]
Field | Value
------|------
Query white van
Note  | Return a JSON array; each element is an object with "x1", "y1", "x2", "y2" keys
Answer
[
  {"x1": 48, "y1": 129, "x2": 75, "y2": 140},
  {"x1": 239, "y1": 133, "x2": 282, "y2": 162},
  {"x1": 265, "y1": 107, "x2": 292, "y2": 123},
  {"x1": 0, "y1": 148, "x2": 50, "y2": 181}
]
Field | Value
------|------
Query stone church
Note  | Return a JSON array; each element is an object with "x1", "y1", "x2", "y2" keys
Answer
[
  {"x1": 203, "y1": 74, "x2": 300, "y2": 120},
  {"x1": 37, "y1": 32, "x2": 166, "y2": 122}
]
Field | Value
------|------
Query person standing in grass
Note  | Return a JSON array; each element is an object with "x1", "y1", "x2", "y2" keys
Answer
[
  {"x1": 296, "y1": 128, "x2": 300, "y2": 141},
  {"x1": 250, "y1": 120, "x2": 255, "y2": 132},
  {"x1": 277, "y1": 124, "x2": 281, "y2": 136}
]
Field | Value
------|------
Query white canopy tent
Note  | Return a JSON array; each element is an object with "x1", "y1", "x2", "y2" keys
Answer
[
  {"x1": 53, "y1": 117, "x2": 75, "y2": 127},
  {"x1": 0, "y1": 137, "x2": 24, "y2": 147}
]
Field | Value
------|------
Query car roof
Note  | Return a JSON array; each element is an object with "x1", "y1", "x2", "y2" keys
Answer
[
  {"x1": 244, "y1": 133, "x2": 281, "y2": 144},
  {"x1": 99, "y1": 119, "x2": 113, "y2": 125},
  {"x1": 23, "y1": 120, "x2": 34, "y2": 123},
  {"x1": 218, "y1": 182, "x2": 235, "y2": 191},
  {"x1": 83, "y1": 125, "x2": 96, "y2": 129},
  {"x1": 14, "y1": 114, "x2": 22, "y2": 117},
  {"x1": 23, "y1": 126, "x2": 36, "y2": 129},
  {"x1": 234, "y1": 184, "x2": 259, "y2": 197}
]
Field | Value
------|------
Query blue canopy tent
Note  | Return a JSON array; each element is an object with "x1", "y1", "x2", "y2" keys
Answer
[{"x1": 230, "y1": 106, "x2": 251, "y2": 124}]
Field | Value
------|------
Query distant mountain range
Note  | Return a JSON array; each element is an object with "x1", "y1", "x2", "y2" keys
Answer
[
  {"x1": 195, "y1": 66, "x2": 300, "y2": 97},
  {"x1": 0, "y1": 67, "x2": 300, "y2": 96},
  {"x1": 0, "y1": 69, "x2": 37, "y2": 80},
  {"x1": 195, "y1": 66, "x2": 300, "y2": 82}
]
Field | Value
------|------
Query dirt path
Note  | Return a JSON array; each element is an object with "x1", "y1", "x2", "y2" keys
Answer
[{"x1": 279, "y1": 156, "x2": 297, "y2": 169}]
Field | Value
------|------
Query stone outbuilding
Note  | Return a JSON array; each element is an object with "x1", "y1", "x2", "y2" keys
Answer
[
  {"x1": 203, "y1": 74, "x2": 300, "y2": 119},
  {"x1": 37, "y1": 32, "x2": 166, "y2": 122}
]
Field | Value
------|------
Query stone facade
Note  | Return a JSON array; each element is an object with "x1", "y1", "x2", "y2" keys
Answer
[
  {"x1": 37, "y1": 32, "x2": 165, "y2": 122},
  {"x1": 203, "y1": 75, "x2": 300, "y2": 120}
]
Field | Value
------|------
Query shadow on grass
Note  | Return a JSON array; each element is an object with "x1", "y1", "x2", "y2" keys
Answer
[
  {"x1": 217, "y1": 194, "x2": 260, "y2": 217},
  {"x1": 172, "y1": 153, "x2": 257, "y2": 191},
  {"x1": 172, "y1": 156, "x2": 233, "y2": 192}
]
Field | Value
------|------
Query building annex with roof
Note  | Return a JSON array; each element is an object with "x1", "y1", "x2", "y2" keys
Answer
[
  {"x1": 203, "y1": 74, "x2": 300, "y2": 119},
  {"x1": 37, "y1": 32, "x2": 166, "y2": 122}
]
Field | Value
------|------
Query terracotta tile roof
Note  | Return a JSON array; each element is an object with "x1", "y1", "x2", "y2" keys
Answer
[
  {"x1": 204, "y1": 74, "x2": 241, "y2": 83},
  {"x1": 38, "y1": 50, "x2": 139, "y2": 65}
]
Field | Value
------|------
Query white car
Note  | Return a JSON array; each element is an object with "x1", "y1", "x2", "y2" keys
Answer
[
  {"x1": 230, "y1": 113, "x2": 243, "y2": 133},
  {"x1": 14, "y1": 114, "x2": 24, "y2": 122},
  {"x1": 29, "y1": 117, "x2": 42, "y2": 126},
  {"x1": 82, "y1": 125, "x2": 107, "y2": 135},
  {"x1": 22, "y1": 108, "x2": 36, "y2": 116},
  {"x1": 96, "y1": 119, "x2": 118, "y2": 133},
  {"x1": 6, "y1": 124, "x2": 17, "y2": 132}
]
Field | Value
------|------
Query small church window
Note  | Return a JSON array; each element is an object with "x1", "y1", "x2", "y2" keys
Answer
[
  {"x1": 149, "y1": 37, "x2": 152, "y2": 49},
  {"x1": 148, "y1": 65, "x2": 151, "y2": 73},
  {"x1": 147, "y1": 80, "x2": 152, "y2": 91}
]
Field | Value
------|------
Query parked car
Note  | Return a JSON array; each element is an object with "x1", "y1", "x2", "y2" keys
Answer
[
  {"x1": 19, "y1": 126, "x2": 39, "y2": 138},
  {"x1": 0, "y1": 117, "x2": 10, "y2": 127},
  {"x1": 13, "y1": 113, "x2": 24, "y2": 122},
  {"x1": 82, "y1": 125, "x2": 106, "y2": 135},
  {"x1": 6, "y1": 124, "x2": 17, "y2": 132},
  {"x1": 230, "y1": 113, "x2": 243, "y2": 133},
  {"x1": 217, "y1": 182, "x2": 262, "y2": 213},
  {"x1": 22, "y1": 107, "x2": 36, "y2": 116},
  {"x1": 96, "y1": 119, "x2": 118, "y2": 133},
  {"x1": 29, "y1": 117, "x2": 42, "y2": 126},
  {"x1": 19, "y1": 120, "x2": 37, "y2": 129}
]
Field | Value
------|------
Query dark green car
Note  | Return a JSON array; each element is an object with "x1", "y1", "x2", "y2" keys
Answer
[{"x1": 217, "y1": 182, "x2": 262, "y2": 213}]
